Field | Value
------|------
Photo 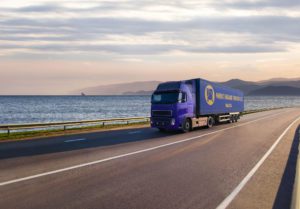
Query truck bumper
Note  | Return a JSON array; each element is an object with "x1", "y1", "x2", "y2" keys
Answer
[{"x1": 150, "y1": 117, "x2": 180, "y2": 130}]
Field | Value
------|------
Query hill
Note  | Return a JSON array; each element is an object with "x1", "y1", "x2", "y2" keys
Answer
[
  {"x1": 71, "y1": 78, "x2": 300, "y2": 96},
  {"x1": 219, "y1": 79, "x2": 261, "y2": 95},
  {"x1": 248, "y1": 86, "x2": 300, "y2": 96},
  {"x1": 123, "y1": 90, "x2": 153, "y2": 95},
  {"x1": 258, "y1": 77, "x2": 300, "y2": 83},
  {"x1": 71, "y1": 81, "x2": 160, "y2": 95}
]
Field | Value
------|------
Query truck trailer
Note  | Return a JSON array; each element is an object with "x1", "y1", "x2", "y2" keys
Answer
[{"x1": 150, "y1": 78, "x2": 244, "y2": 132}]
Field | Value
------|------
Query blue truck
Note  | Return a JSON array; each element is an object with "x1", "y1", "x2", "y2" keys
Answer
[{"x1": 150, "y1": 78, "x2": 244, "y2": 132}]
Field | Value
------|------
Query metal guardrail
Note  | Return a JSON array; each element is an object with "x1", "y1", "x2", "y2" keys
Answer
[{"x1": 0, "y1": 117, "x2": 150, "y2": 136}]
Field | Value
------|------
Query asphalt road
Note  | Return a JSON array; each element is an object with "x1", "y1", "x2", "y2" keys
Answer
[{"x1": 0, "y1": 108, "x2": 300, "y2": 209}]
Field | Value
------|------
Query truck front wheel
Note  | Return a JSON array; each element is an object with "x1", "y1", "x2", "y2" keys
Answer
[
  {"x1": 158, "y1": 128, "x2": 166, "y2": 132},
  {"x1": 182, "y1": 118, "x2": 192, "y2": 133}
]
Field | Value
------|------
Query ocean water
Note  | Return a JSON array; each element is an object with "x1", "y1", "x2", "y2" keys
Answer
[{"x1": 0, "y1": 96, "x2": 299, "y2": 125}]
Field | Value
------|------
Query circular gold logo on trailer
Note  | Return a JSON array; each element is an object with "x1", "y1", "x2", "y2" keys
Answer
[{"x1": 205, "y1": 85, "x2": 215, "y2": 106}]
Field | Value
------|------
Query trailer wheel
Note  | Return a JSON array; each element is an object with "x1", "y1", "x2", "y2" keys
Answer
[
  {"x1": 234, "y1": 115, "x2": 238, "y2": 122},
  {"x1": 207, "y1": 116, "x2": 214, "y2": 128},
  {"x1": 182, "y1": 118, "x2": 192, "y2": 133},
  {"x1": 230, "y1": 115, "x2": 235, "y2": 123}
]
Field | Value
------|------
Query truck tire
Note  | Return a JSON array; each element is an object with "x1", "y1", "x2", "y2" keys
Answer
[
  {"x1": 207, "y1": 116, "x2": 214, "y2": 128},
  {"x1": 230, "y1": 115, "x2": 235, "y2": 123},
  {"x1": 158, "y1": 128, "x2": 166, "y2": 132},
  {"x1": 234, "y1": 115, "x2": 238, "y2": 122},
  {"x1": 182, "y1": 118, "x2": 192, "y2": 133}
]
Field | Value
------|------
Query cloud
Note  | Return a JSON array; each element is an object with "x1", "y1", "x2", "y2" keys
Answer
[
  {"x1": 17, "y1": 4, "x2": 63, "y2": 12},
  {"x1": 222, "y1": 0, "x2": 300, "y2": 9},
  {"x1": 1, "y1": 15, "x2": 299, "y2": 41},
  {"x1": 0, "y1": 42, "x2": 285, "y2": 55},
  {"x1": 0, "y1": 1, "x2": 299, "y2": 59},
  {"x1": 1, "y1": 16, "x2": 299, "y2": 35}
]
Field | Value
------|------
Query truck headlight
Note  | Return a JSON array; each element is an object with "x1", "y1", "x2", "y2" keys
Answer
[{"x1": 171, "y1": 118, "x2": 176, "y2": 125}]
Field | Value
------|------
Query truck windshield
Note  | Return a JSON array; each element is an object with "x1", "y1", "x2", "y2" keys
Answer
[{"x1": 151, "y1": 92, "x2": 184, "y2": 104}]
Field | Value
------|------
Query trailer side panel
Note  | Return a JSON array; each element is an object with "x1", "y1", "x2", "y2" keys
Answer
[{"x1": 198, "y1": 79, "x2": 244, "y2": 115}]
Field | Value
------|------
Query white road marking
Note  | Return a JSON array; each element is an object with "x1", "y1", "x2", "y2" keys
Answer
[
  {"x1": 64, "y1": 138, "x2": 86, "y2": 143},
  {"x1": 128, "y1": 131, "x2": 142, "y2": 134},
  {"x1": 216, "y1": 115, "x2": 300, "y2": 209},
  {"x1": 0, "y1": 110, "x2": 291, "y2": 187}
]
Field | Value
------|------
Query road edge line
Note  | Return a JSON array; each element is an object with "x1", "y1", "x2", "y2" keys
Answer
[
  {"x1": 216, "y1": 115, "x2": 300, "y2": 209},
  {"x1": 291, "y1": 128, "x2": 300, "y2": 209}
]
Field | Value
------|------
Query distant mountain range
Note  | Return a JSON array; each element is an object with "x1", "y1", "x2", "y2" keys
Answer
[
  {"x1": 219, "y1": 78, "x2": 300, "y2": 95},
  {"x1": 72, "y1": 77, "x2": 300, "y2": 96},
  {"x1": 247, "y1": 86, "x2": 300, "y2": 96},
  {"x1": 71, "y1": 81, "x2": 160, "y2": 95}
]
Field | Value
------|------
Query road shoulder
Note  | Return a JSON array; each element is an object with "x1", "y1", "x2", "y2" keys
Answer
[{"x1": 227, "y1": 122, "x2": 300, "y2": 209}]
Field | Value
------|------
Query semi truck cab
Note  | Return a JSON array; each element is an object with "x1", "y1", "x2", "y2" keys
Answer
[{"x1": 151, "y1": 82, "x2": 193, "y2": 131}]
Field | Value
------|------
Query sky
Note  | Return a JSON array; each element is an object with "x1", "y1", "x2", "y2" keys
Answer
[{"x1": 0, "y1": 0, "x2": 300, "y2": 95}]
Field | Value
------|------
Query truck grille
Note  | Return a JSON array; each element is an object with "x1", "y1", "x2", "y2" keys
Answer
[
  {"x1": 152, "y1": 117, "x2": 171, "y2": 126},
  {"x1": 152, "y1": 110, "x2": 172, "y2": 117}
]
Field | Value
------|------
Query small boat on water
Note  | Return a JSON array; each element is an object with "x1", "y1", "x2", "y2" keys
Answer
[{"x1": 81, "y1": 92, "x2": 86, "y2": 96}]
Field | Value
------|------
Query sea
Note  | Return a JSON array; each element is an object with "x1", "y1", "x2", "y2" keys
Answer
[{"x1": 0, "y1": 96, "x2": 300, "y2": 125}]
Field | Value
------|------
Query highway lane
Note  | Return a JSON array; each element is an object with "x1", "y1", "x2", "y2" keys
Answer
[
  {"x1": 0, "y1": 108, "x2": 299, "y2": 209},
  {"x1": 0, "y1": 108, "x2": 290, "y2": 183}
]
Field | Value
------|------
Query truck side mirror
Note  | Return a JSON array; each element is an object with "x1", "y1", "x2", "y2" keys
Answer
[{"x1": 182, "y1": 93, "x2": 187, "y2": 103}]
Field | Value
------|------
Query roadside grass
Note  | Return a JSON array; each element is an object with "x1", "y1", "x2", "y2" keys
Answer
[
  {"x1": 0, "y1": 107, "x2": 286, "y2": 142},
  {"x1": 0, "y1": 121, "x2": 150, "y2": 141}
]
